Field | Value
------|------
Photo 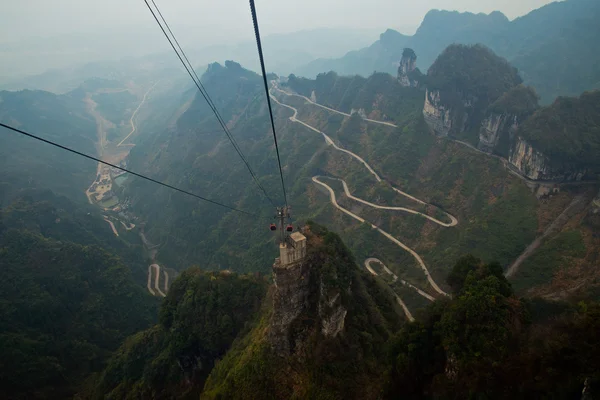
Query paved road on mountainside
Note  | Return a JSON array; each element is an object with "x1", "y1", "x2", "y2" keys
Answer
[
  {"x1": 270, "y1": 91, "x2": 456, "y2": 217},
  {"x1": 365, "y1": 258, "x2": 436, "y2": 301},
  {"x1": 313, "y1": 176, "x2": 448, "y2": 297},
  {"x1": 117, "y1": 81, "x2": 159, "y2": 147},
  {"x1": 147, "y1": 264, "x2": 167, "y2": 297},
  {"x1": 271, "y1": 89, "x2": 453, "y2": 296},
  {"x1": 147, "y1": 265, "x2": 156, "y2": 296},
  {"x1": 103, "y1": 216, "x2": 119, "y2": 237},
  {"x1": 363, "y1": 258, "x2": 414, "y2": 321},
  {"x1": 339, "y1": 179, "x2": 457, "y2": 227},
  {"x1": 274, "y1": 85, "x2": 600, "y2": 187},
  {"x1": 272, "y1": 85, "x2": 397, "y2": 127}
]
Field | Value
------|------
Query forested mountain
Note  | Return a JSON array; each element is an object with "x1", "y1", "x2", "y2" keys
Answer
[
  {"x1": 0, "y1": 88, "x2": 97, "y2": 204},
  {"x1": 0, "y1": 193, "x2": 157, "y2": 399},
  {"x1": 296, "y1": 0, "x2": 600, "y2": 103},
  {"x1": 90, "y1": 224, "x2": 600, "y2": 399},
  {"x1": 84, "y1": 268, "x2": 267, "y2": 399},
  {"x1": 1, "y1": 3, "x2": 599, "y2": 396}
]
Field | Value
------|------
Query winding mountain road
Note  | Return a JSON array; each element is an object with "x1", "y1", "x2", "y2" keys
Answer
[
  {"x1": 365, "y1": 258, "x2": 436, "y2": 301},
  {"x1": 270, "y1": 89, "x2": 456, "y2": 217},
  {"x1": 338, "y1": 178, "x2": 457, "y2": 227},
  {"x1": 363, "y1": 258, "x2": 415, "y2": 321},
  {"x1": 271, "y1": 87, "x2": 452, "y2": 297},
  {"x1": 147, "y1": 263, "x2": 168, "y2": 297},
  {"x1": 103, "y1": 216, "x2": 119, "y2": 237},
  {"x1": 313, "y1": 176, "x2": 448, "y2": 297},
  {"x1": 117, "y1": 81, "x2": 159, "y2": 147},
  {"x1": 272, "y1": 86, "x2": 397, "y2": 128}
]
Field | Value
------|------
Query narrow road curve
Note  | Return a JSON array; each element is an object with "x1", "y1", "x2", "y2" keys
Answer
[
  {"x1": 147, "y1": 264, "x2": 168, "y2": 297},
  {"x1": 103, "y1": 216, "x2": 119, "y2": 237},
  {"x1": 314, "y1": 176, "x2": 449, "y2": 297},
  {"x1": 274, "y1": 85, "x2": 593, "y2": 187},
  {"x1": 270, "y1": 90, "x2": 457, "y2": 222},
  {"x1": 150, "y1": 264, "x2": 167, "y2": 297},
  {"x1": 147, "y1": 265, "x2": 156, "y2": 296},
  {"x1": 365, "y1": 258, "x2": 436, "y2": 302},
  {"x1": 117, "y1": 81, "x2": 159, "y2": 147},
  {"x1": 272, "y1": 85, "x2": 397, "y2": 128},
  {"x1": 338, "y1": 178, "x2": 457, "y2": 227},
  {"x1": 163, "y1": 269, "x2": 169, "y2": 293},
  {"x1": 363, "y1": 258, "x2": 414, "y2": 321}
]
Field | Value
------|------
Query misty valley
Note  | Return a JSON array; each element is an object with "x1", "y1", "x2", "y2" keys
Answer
[{"x1": 1, "y1": 0, "x2": 600, "y2": 398}]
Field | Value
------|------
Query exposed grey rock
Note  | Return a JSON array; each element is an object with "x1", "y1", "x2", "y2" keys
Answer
[
  {"x1": 478, "y1": 113, "x2": 518, "y2": 153},
  {"x1": 318, "y1": 277, "x2": 347, "y2": 338},
  {"x1": 423, "y1": 89, "x2": 452, "y2": 137},
  {"x1": 270, "y1": 260, "x2": 312, "y2": 356},
  {"x1": 509, "y1": 137, "x2": 588, "y2": 181},
  {"x1": 398, "y1": 48, "x2": 418, "y2": 87}
]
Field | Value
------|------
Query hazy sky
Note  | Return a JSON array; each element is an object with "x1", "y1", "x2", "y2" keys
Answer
[{"x1": 2, "y1": 0, "x2": 558, "y2": 43}]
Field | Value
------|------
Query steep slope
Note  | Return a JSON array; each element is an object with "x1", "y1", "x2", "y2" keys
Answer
[
  {"x1": 0, "y1": 88, "x2": 97, "y2": 204},
  {"x1": 296, "y1": 0, "x2": 600, "y2": 103},
  {"x1": 1, "y1": 190, "x2": 149, "y2": 283},
  {"x1": 202, "y1": 223, "x2": 404, "y2": 399},
  {"x1": 84, "y1": 268, "x2": 267, "y2": 399},
  {"x1": 512, "y1": 90, "x2": 600, "y2": 180},
  {"x1": 386, "y1": 255, "x2": 600, "y2": 398},
  {"x1": 274, "y1": 50, "x2": 600, "y2": 301},
  {"x1": 423, "y1": 44, "x2": 522, "y2": 141},
  {"x1": 0, "y1": 227, "x2": 156, "y2": 399}
]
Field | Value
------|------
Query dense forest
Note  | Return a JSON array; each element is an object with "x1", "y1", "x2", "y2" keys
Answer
[
  {"x1": 83, "y1": 268, "x2": 267, "y2": 399},
  {"x1": 518, "y1": 90, "x2": 600, "y2": 171},
  {"x1": 0, "y1": 88, "x2": 97, "y2": 204},
  {"x1": 0, "y1": 191, "x2": 157, "y2": 399},
  {"x1": 0, "y1": 229, "x2": 156, "y2": 399},
  {"x1": 1, "y1": 1, "x2": 600, "y2": 396},
  {"x1": 386, "y1": 255, "x2": 600, "y2": 399}
]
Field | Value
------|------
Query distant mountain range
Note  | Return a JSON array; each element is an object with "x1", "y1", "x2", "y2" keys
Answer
[{"x1": 296, "y1": 0, "x2": 600, "y2": 103}]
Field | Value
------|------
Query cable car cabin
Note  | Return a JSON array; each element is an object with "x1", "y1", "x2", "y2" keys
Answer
[
  {"x1": 286, "y1": 224, "x2": 293, "y2": 232},
  {"x1": 270, "y1": 224, "x2": 277, "y2": 231}
]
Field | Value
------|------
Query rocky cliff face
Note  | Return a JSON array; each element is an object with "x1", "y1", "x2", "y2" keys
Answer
[
  {"x1": 478, "y1": 113, "x2": 518, "y2": 153},
  {"x1": 398, "y1": 48, "x2": 418, "y2": 87},
  {"x1": 423, "y1": 89, "x2": 452, "y2": 137},
  {"x1": 202, "y1": 224, "x2": 403, "y2": 400},
  {"x1": 270, "y1": 259, "x2": 313, "y2": 356},
  {"x1": 269, "y1": 229, "x2": 349, "y2": 356},
  {"x1": 509, "y1": 137, "x2": 588, "y2": 181}
]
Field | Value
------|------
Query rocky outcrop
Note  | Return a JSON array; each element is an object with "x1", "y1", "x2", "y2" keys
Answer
[
  {"x1": 350, "y1": 108, "x2": 367, "y2": 119},
  {"x1": 270, "y1": 259, "x2": 312, "y2": 356},
  {"x1": 423, "y1": 89, "x2": 452, "y2": 137},
  {"x1": 509, "y1": 137, "x2": 588, "y2": 181},
  {"x1": 398, "y1": 48, "x2": 418, "y2": 87},
  {"x1": 478, "y1": 113, "x2": 518, "y2": 153},
  {"x1": 269, "y1": 229, "x2": 353, "y2": 355},
  {"x1": 318, "y1": 278, "x2": 347, "y2": 338}
]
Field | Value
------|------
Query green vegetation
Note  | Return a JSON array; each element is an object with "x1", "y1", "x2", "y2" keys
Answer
[
  {"x1": 488, "y1": 84, "x2": 540, "y2": 117},
  {"x1": 1, "y1": 191, "x2": 149, "y2": 283},
  {"x1": 512, "y1": 230, "x2": 587, "y2": 293},
  {"x1": 386, "y1": 255, "x2": 600, "y2": 398},
  {"x1": 518, "y1": 90, "x2": 600, "y2": 171},
  {"x1": 86, "y1": 268, "x2": 267, "y2": 399},
  {"x1": 0, "y1": 88, "x2": 97, "y2": 204},
  {"x1": 426, "y1": 44, "x2": 522, "y2": 141},
  {"x1": 0, "y1": 229, "x2": 156, "y2": 399},
  {"x1": 202, "y1": 223, "x2": 404, "y2": 399}
]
